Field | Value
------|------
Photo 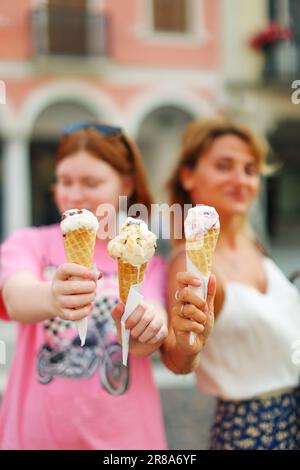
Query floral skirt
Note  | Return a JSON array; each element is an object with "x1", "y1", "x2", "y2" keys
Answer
[{"x1": 210, "y1": 387, "x2": 300, "y2": 450}]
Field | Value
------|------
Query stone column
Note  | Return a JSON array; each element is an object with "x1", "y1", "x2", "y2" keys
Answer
[{"x1": 2, "y1": 135, "x2": 31, "y2": 237}]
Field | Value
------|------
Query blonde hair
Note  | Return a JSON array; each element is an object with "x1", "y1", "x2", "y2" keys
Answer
[{"x1": 167, "y1": 117, "x2": 273, "y2": 243}]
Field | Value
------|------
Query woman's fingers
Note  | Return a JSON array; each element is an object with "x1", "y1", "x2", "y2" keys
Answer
[
  {"x1": 124, "y1": 304, "x2": 147, "y2": 330},
  {"x1": 206, "y1": 274, "x2": 217, "y2": 313},
  {"x1": 60, "y1": 292, "x2": 96, "y2": 309},
  {"x1": 172, "y1": 315, "x2": 205, "y2": 335},
  {"x1": 61, "y1": 304, "x2": 93, "y2": 321},
  {"x1": 110, "y1": 302, "x2": 168, "y2": 347},
  {"x1": 58, "y1": 280, "x2": 97, "y2": 295},
  {"x1": 137, "y1": 319, "x2": 163, "y2": 343},
  {"x1": 111, "y1": 304, "x2": 146, "y2": 330},
  {"x1": 130, "y1": 307, "x2": 154, "y2": 339},
  {"x1": 111, "y1": 303, "x2": 125, "y2": 323},
  {"x1": 177, "y1": 286, "x2": 206, "y2": 310},
  {"x1": 178, "y1": 303, "x2": 207, "y2": 324},
  {"x1": 148, "y1": 325, "x2": 168, "y2": 345},
  {"x1": 110, "y1": 303, "x2": 124, "y2": 343},
  {"x1": 126, "y1": 303, "x2": 167, "y2": 344},
  {"x1": 176, "y1": 272, "x2": 201, "y2": 289},
  {"x1": 56, "y1": 263, "x2": 99, "y2": 282},
  {"x1": 175, "y1": 273, "x2": 216, "y2": 309},
  {"x1": 52, "y1": 264, "x2": 103, "y2": 322},
  {"x1": 171, "y1": 273, "x2": 217, "y2": 352}
]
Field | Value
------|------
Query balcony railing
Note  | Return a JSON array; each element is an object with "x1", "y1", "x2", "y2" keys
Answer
[
  {"x1": 32, "y1": 6, "x2": 110, "y2": 58},
  {"x1": 263, "y1": 41, "x2": 300, "y2": 83}
]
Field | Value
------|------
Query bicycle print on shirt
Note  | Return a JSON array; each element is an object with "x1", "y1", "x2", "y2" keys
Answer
[{"x1": 36, "y1": 262, "x2": 130, "y2": 396}]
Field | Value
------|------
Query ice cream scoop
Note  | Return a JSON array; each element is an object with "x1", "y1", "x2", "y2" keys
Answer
[
  {"x1": 61, "y1": 208, "x2": 99, "y2": 236},
  {"x1": 108, "y1": 217, "x2": 157, "y2": 366},
  {"x1": 184, "y1": 205, "x2": 220, "y2": 244},
  {"x1": 108, "y1": 217, "x2": 157, "y2": 267}
]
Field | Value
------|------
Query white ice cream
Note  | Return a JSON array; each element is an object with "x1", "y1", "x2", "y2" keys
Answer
[
  {"x1": 60, "y1": 208, "x2": 99, "y2": 234},
  {"x1": 184, "y1": 205, "x2": 220, "y2": 240},
  {"x1": 108, "y1": 217, "x2": 157, "y2": 266}
]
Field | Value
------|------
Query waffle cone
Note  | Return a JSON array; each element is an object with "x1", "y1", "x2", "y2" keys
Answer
[
  {"x1": 118, "y1": 260, "x2": 147, "y2": 304},
  {"x1": 186, "y1": 228, "x2": 219, "y2": 276},
  {"x1": 63, "y1": 228, "x2": 96, "y2": 268}
]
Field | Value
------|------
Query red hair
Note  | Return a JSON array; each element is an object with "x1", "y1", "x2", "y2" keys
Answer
[{"x1": 56, "y1": 127, "x2": 153, "y2": 213}]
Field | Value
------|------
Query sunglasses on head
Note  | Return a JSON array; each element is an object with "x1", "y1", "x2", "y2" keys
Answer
[
  {"x1": 62, "y1": 121, "x2": 134, "y2": 166},
  {"x1": 63, "y1": 121, "x2": 123, "y2": 136}
]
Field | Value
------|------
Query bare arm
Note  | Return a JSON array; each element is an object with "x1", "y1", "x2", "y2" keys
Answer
[
  {"x1": 2, "y1": 263, "x2": 99, "y2": 324},
  {"x1": 3, "y1": 272, "x2": 57, "y2": 323}
]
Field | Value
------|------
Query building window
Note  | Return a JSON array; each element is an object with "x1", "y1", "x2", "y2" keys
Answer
[
  {"x1": 32, "y1": 0, "x2": 108, "y2": 57},
  {"x1": 152, "y1": 0, "x2": 190, "y2": 34},
  {"x1": 48, "y1": 0, "x2": 87, "y2": 56}
]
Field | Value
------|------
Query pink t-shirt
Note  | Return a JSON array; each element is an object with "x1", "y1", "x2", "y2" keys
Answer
[{"x1": 0, "y1": 225, "x2": 167, "y2": 450}]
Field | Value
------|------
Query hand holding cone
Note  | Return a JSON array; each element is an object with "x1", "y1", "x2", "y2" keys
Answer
[
  {"x1": 184, "y1": 205, "x2": 220, "y2": 345},
  {"x1": 61, "y1": 209, "x2": 99, "y2": 346},
  {"x1": 108, "y1": 217, "x2": 157, "y2": 365}
]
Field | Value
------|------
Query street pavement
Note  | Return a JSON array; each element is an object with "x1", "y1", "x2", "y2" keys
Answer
[{"x1": 160, "y1": 387, "x2": 215, "y2": 450}]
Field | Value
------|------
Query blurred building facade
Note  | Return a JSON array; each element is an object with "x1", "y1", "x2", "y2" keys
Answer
[
  {"x1": 0, "y1": 0, "x2": 299, "y2": 246},
  {"x1": 1, "y1": 0, "x2": 300, "y2": 431}
]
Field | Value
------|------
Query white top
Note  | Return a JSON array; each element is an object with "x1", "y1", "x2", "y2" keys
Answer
[{"x1": 196, "y1": 258, "x2": 300, "y2": 400}]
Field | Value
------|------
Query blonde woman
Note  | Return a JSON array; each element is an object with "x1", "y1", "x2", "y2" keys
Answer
[{"x1": 166, "y1": 118, "x2": 300, "y2": 450}]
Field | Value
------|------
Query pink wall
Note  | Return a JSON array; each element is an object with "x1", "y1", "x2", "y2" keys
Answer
[
  {"x1": 106, "y1": 0, "x2": 221, "y2": 68},
  {"x1": 1, "y1": 1, "x2": 219, "y2": 116},
  {"x1": 0, "y1": 0, "x2": 32, "y2": 59},
  {"x1": 0, "y1": 0, "x2": 221, "y2": 67}
]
